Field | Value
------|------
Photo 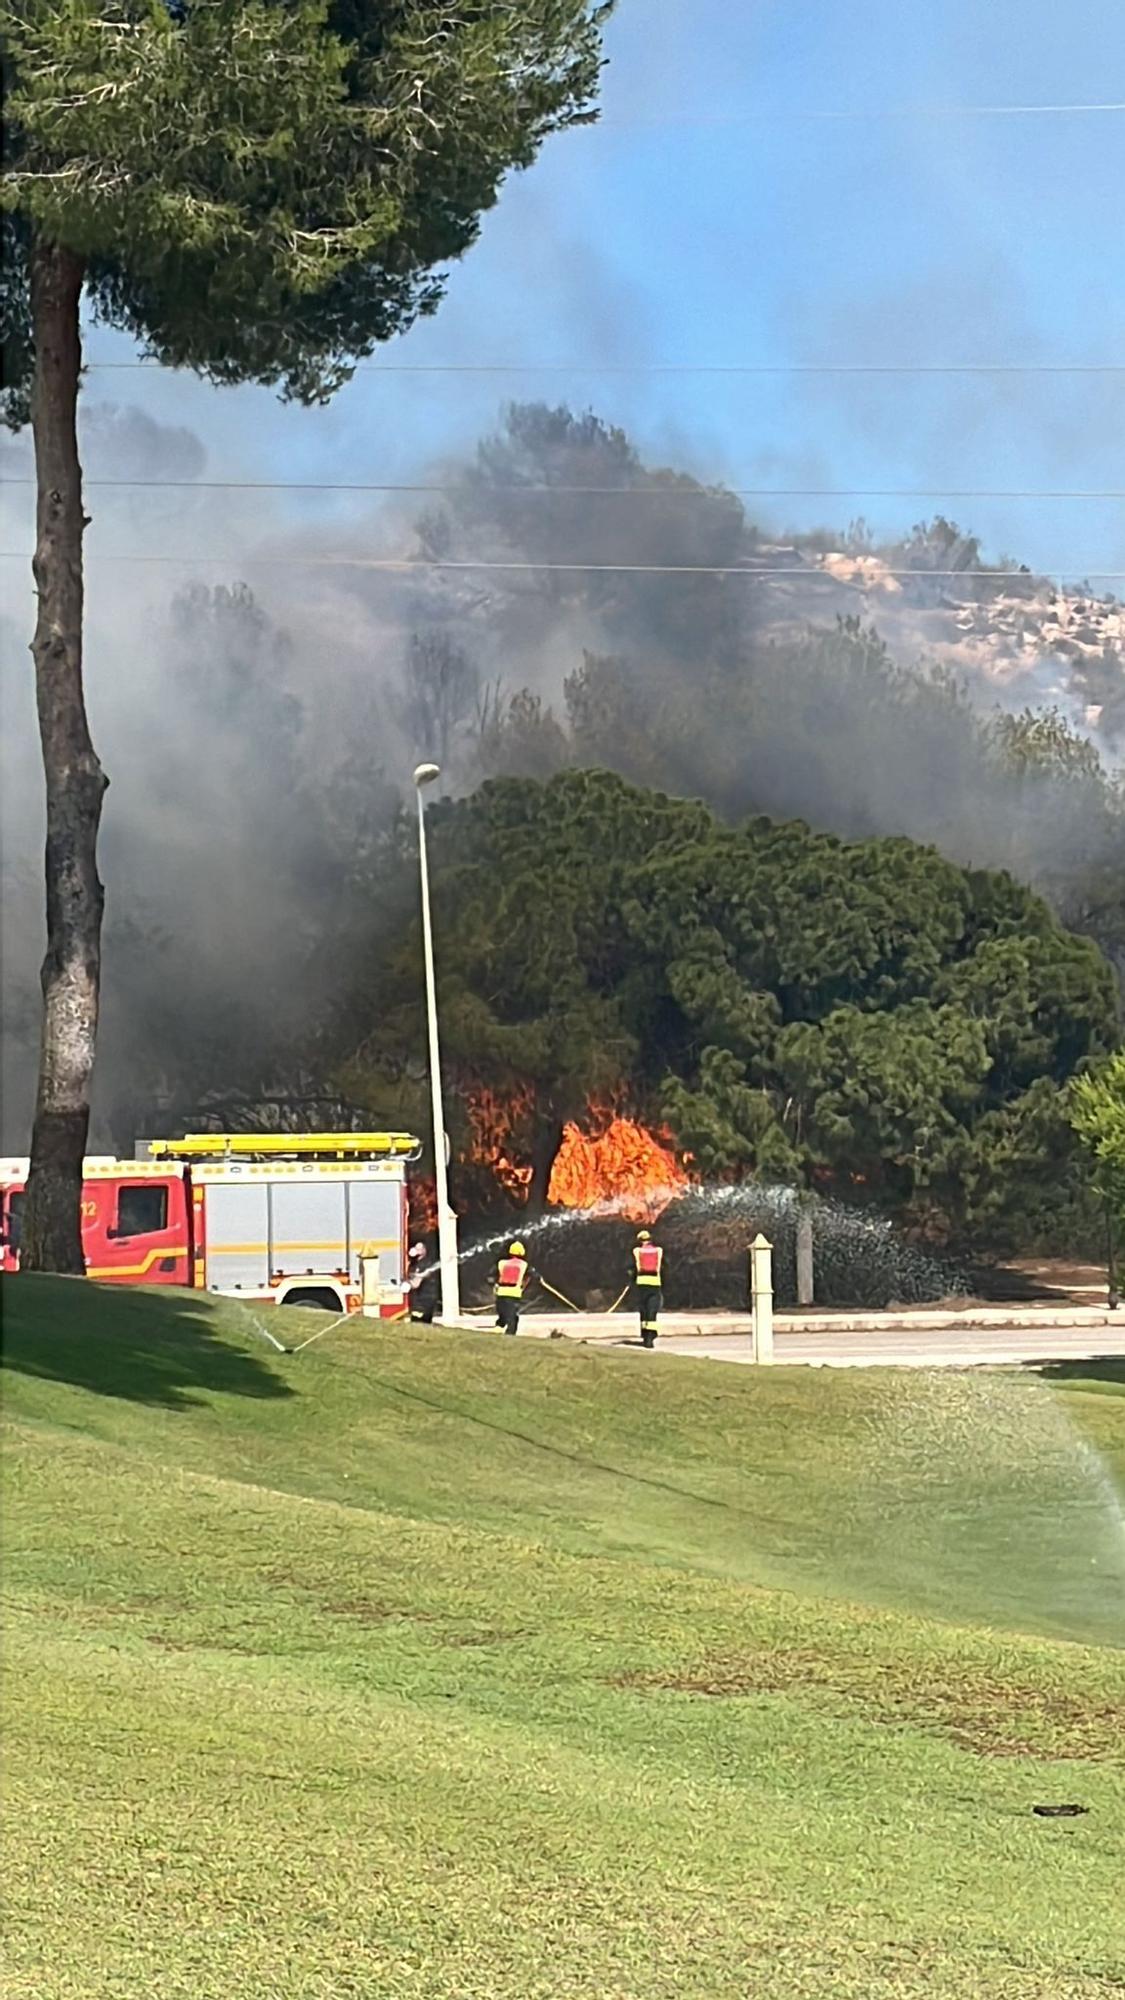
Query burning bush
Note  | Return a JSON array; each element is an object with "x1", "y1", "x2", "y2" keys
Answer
[{"x1": 548, "y1": 1111, "x2": 688, "y2": 1222}]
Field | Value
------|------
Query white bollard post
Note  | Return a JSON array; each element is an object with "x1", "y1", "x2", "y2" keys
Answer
[
  {"x1": 751, "y1": 1232, "x2": 774, "y2": 1364},
  {"x1": 360, "y1": 1254, "x2": 382, "y2": 1319},
  {"x1": 796, "y1": 1207, "x2": 814, "y2": 1308}
]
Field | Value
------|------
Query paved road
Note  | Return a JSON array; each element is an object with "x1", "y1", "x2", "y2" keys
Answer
[{"x1": 514, "y1": 1310, "x2": 1123, "y2": 1368}]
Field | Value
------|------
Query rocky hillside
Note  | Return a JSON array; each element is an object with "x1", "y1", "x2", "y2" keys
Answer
[{"x1": 747, "y1": 544, "x2": 1124, "y2": 754}]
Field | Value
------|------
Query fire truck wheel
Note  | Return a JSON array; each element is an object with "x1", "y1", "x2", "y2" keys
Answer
[{"x1": 279, "y1": 1287, "x2": 342, "y2": 1313}]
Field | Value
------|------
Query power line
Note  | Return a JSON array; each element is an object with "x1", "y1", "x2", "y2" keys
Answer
[
  {"x1": 596, "y1": 100, "x2": 1125, "y2": 124},
  {"x1": 76, "y1": 360, "x2": 1125, "y2": 375},
  {"x1": 5, "y1": 476, "x2": 1125, "y2": 502},
  {"x1": 1, "y1": 476, "x2": 1122, "y2": 500},
  {"x1": 1, "y1": 551, "x2": 1120, "y2": 580}
]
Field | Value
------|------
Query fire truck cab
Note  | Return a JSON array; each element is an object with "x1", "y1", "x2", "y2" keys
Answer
[{"x1": 0, "y1": 1132, "x2": 420, "y2": 1316}]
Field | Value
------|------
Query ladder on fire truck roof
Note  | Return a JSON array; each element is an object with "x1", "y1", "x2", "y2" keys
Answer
[{"x1": 147, "y1": 1132, "x2": 421, "y2": 1162}]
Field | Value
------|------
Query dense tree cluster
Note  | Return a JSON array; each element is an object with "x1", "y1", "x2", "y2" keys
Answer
[
  {"x1": 340, "y1": 771, "x2": 1118, "y2": 1249},
  {"x1": 1071, "y1": 1053, "x2": 1125, "y2": 1267}
]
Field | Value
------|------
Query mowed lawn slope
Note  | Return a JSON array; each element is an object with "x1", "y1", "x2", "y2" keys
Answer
[{"x1": 2, "y1": 1277, "x2": 1123, "y2": 2000}]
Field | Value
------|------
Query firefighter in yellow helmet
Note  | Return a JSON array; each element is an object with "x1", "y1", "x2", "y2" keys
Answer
[
  {"x1": 630, "y1": 1227, "x2": 664, "y2": 1347},
  {"x1": 494, "y1": 1240, "x2": 533, "y2": 1337}
]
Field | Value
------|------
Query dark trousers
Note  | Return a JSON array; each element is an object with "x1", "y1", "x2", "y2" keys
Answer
[
  {"x1": 410, "y1": 1278, "x2": 437, "y2": 1324},
  {"x1": 496, "y1": 1295, "x2": 522, "y2": 1336},
  {"x1": 634, "y1": 1285, "x2": 662, "y2": 1346}
]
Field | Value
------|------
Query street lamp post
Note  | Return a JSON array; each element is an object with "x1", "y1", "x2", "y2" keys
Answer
[{"x1": 413, "y1": 762, "x2": 461, "y2": 1324}]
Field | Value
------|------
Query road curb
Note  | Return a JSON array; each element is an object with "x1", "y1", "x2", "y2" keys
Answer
[{"x1": 526, "y1": 1311, "x2": 1121, "y2": 1344}]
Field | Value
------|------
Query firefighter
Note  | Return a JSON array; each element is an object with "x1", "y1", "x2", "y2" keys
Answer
[
  {"x1": 494, "y1": 1240, "x2": 532, "y2": 1337},
  {"x1": 407, "y1": 1240, "x2": 437, "y2": 1323},
  {"x1": 630, "y1": 1227, "x2": 664, "y2": 1347}
]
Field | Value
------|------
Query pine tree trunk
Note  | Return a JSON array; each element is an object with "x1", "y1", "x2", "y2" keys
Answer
[
  {"x1": 19, "y1": 238, "x2": 107, "y2": 1274},
  {"x1": 527, "y1": 1117, "x2": 565, "y2": 1217}
]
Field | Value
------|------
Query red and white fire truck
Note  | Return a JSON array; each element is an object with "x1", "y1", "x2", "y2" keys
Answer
[{"x1": 0, "y1": 1132, "x2": 420, "y2": 1316}]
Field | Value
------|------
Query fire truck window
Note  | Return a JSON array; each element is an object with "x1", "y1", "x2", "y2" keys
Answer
[
  {"x1": 6, "y1": 1191, "x2": 24, "y2": 1248},
  {"x1": 115, "y1": 1185, "x2": 168, "y2": 1237}
]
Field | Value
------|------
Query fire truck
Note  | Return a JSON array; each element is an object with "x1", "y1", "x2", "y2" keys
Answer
[{"x1": 0, "y1": 1132, "x2": 421, "y2": 1316}]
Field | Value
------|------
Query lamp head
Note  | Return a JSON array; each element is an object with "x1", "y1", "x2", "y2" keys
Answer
[{"x1": 413, "y1": 762, "x2": 441, "y2": 788}]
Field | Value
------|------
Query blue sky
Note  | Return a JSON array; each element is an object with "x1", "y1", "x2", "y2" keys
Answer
[{"x1": 13, "y1": 0, "x2": 1125, "y2": 581}]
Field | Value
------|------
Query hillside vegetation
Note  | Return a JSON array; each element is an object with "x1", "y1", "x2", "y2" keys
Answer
[{"x1": 2, "y1": 1276, "x2": 1124, "y2": 1998}]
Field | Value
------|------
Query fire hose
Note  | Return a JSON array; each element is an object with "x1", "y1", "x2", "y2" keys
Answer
[
  {"x1": 437, "y1": 1277, "x2": 634, "y2": 1320},
  {"x1": 538, "y1": 1275, "x2": 584, "y2": 1313},
  {"x1": 539, "y1": 1278, "x2": 632, "y2": 1315}
]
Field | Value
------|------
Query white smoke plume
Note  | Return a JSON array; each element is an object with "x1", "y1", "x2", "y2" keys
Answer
[{"x1": 2, "y1": 395, "x2": 1121, "y2": 1153}]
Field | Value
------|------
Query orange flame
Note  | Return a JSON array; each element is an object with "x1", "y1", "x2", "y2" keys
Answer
[
  {"x1": 548, "y1": 1111, "x2": 688, "y2": 1223},
  {"x1": 410, "y1": 1177, "x2": 438, "y2": 1236},
  {"x1": 458, "y1": 1086, "x2": 690, "y2": 1222},
  {"x1": 466, "y1": 1086, "x2": 534, "y2": 1202}
]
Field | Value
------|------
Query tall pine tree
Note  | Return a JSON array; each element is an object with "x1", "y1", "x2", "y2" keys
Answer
[{"x1": 0, "y1": 0, "x2": 609, "y2": 1267}]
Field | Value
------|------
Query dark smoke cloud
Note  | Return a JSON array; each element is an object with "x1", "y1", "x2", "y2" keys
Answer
[{"x1": 2, "y1": 397, "x2": 1121, "y2": 1155}]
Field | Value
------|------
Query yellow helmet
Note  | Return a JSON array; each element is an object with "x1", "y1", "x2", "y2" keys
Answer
[
  {"x1": 510, "y1": 1241, "x2": 526, "y2": 1257},
  {"x1": 636, "y1": 1228, "x2": 651, "y2": 1242}
]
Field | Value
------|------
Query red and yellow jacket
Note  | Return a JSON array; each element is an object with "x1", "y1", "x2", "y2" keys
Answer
[
  {"x1": 632, "y1": 1242, "x2": 664, "y2": 1286},
  {"x1": 495, "y1": 1255, "x2": 530, "y2": 1298}
]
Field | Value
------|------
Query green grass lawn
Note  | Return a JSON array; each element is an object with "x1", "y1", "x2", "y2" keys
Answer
[{"x1": 2, "y1": 1275, "x2": 1123, "y2": 1999}]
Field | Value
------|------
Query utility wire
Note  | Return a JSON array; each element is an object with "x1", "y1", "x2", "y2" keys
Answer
[
  {"x1": 1, "y1": 551, "x2": 1120, "y2": 579},
  {"x1": 75, "y1": 360, "x2": 1125, "y2": 375},
  {"x1": 596, "y1": 101, "x2": 1125, "y2": 124},
  {"x1": 3, "y1": 477, "x2": 1122, "y2": 500}
]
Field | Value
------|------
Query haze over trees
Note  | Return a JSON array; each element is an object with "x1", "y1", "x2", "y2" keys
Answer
[
  {"x1": 400, "y1": 404, "x2": 1125, "y2": 973},
  {"x1": 1, "y1": 389, "x2": 1120, "y2": 1266},
  {"x1": 0, "y1": 0, "x2": 610, "y2": 1270}
]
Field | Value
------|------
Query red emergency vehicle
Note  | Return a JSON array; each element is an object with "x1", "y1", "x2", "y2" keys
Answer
[{"x1": 0, "y1": 1132, "x2": 420, "y2": 1315}]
